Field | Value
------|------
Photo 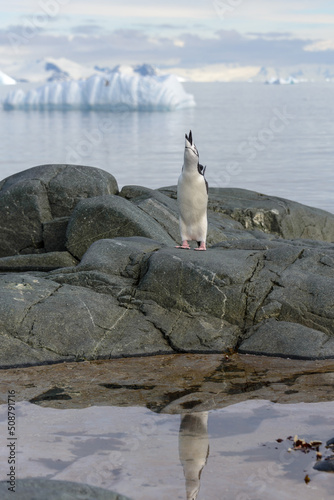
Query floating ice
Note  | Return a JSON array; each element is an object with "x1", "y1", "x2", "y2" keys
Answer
[
  {"x1": 0, "y1": 70, "x2": 16, "y2": 85},
  {"x1": 265, "y1": 76, "x2": 299, "y2": 85},
  {"x1": 3, "y1": 72, "x2": 195, "y2": 111}
]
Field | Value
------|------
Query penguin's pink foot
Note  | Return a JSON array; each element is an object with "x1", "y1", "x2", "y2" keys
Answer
[
  {"x1": 194, "y1": 241, "x2": 206, "y2": 251},
  {"x1": 175, "y1": 240, "x2": 191, "y2": 250}
]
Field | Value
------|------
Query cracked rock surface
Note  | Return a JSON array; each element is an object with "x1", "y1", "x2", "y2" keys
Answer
[{"x1": 1, "y1": 165, "x2": 334, "y2": 367}]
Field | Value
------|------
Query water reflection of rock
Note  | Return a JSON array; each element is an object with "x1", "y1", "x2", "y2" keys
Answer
[
  {"x1": 2, "y1": 353, "x2": 333, "y2": 412},
  {"x1": 179, "y1": 412, "x2": 209, "y2": 500}
]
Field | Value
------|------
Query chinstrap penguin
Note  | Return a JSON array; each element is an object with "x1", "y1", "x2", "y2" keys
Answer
[{"x1": 176, "y1": 130, "x2": 208, "y2": 251}]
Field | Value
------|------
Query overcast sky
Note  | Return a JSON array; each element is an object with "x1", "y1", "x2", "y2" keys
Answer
[{"x1": 1, "y1": 0, "x2": 334, "y2": 70}]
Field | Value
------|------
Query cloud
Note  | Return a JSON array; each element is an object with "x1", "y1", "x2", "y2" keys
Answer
[
  {"x1": 304, "y1": 39, "x2": 334, "y2": 52},
  {"x1": 42, "y1": 1, "x2": 213, "y2": 20},
  {"x1": 2, "y1": 23, "x2": 334, "y2": 73},
  {"x1": 247, "y1": 32, "x2": 294, "y2": 39},
  {"x1": 135, "y1": 23, "x2": 188, "y2": 30},
  {"x1": 71, "y1": 24, "x2": 103, "y2": 35},
  {"x1": 174, "y1": 30, "x2": 334, "y2": 67}
]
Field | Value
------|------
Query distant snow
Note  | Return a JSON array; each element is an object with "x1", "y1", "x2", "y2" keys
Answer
[
  {"x1": 3, "y1": 72, "x2": 195, "y2": 111},
  {"x1": 4, "y1": 57, "x2": 95, "y2": 83},
  {"x1": 0, "y1": 70, "x2": 16, "y2": 85}
]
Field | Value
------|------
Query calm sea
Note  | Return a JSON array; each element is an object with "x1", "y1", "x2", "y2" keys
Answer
[{"x1": 0, "y1": 81, "x2": 333, "y2": 212}]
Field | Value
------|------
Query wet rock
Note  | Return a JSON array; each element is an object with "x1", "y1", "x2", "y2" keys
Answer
[
  {"x1": 0, "y1": 164, "x2": 118, "y2": 257},
  {"x1": 0, "y1": 478, "x2": 132, "y2": 500},
  {"x1": 65, "y1": 195, "x2": 175, "y2": 259},
  {"x1": 313, "y1": 456, "x2": 334, "y2": 472},
  {"x1": 327, "y1": 437, "x2": 334, "y2": 448}
]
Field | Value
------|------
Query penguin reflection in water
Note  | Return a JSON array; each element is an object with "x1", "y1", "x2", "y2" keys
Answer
[{"x1": 176, "y1": 130, "x2": 208, "y2": 251}]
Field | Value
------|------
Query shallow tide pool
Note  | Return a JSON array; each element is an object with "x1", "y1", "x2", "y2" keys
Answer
[{"x1": 1, "y1": 354, "x2": 334, "y2": 499}]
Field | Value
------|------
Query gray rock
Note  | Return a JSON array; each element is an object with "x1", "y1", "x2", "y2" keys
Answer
[
  {"x1": 120, "y1": 185, "x2": 178, "y2": 213},
  {"x1": 0, "y1": 478, "x2": 132, "y2": 500},
  {"x1": 1, "y1": 167, "x2": 334, "y2": 365},
  {"x1": 1, "y1": 233, "x2": 334, "y2": 366},
  {"x1": 0, "y1": 270, "x2": 173, "y2": 368},
  {"x1": 50, "y1": 237, "x2": 164, "y2": 294},
  {"x1": 159, "y1": 185, "x2": 334, "y2": 242},
  {"x1": 327, "y1": 437, "x2": 334, "y2": 448},
  {"x1": 313, "y1": 456, "x2": 334, "y2": 472},
  {"x1": 65, "y1": 195, "x2": 175, "y2": 259},
  {"x1": 0, "y1": 164, "x2": 118, "y2": 257},
  {"x1": 239, "y1": 320, "x2": 334, "y2": 359},
  {"x1": 0, "y1": 178, "x2": 51, "y2": 256},
  {"x1": 0, "y1": 251, "x2": 77, "y2": 272},
  {"x1": 43, "y1": 217, "x2": 70, "y2": 252},
  {"x1": 208, "y1": 187, "x2": 334, "y2": 241},
  {"x1": 136, "y1": 197, "x2": 180, "y2": 242},
  {"x1": 120, "y1": 185, "x2": 181, "y2": 241},
  {"x1": 129, "y1": 185, "x2": 272, "y2": 247},
  {"x1": 77, "y1": 237, "x2": 164, "y2": 276}
]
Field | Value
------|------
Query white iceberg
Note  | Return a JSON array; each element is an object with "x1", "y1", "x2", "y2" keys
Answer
[
  {"x1": 4, "y1": 57, "x2": 96, "y2": 83},
  {"x1": 3, "y1": 72, "x2": 195, "y2": 111},
  {"x1": 0, "y1": 70, "x2": 16, "y2": 85},
  {"x1": 265, "y1": 76, "x2": 299, "y2": 85}
]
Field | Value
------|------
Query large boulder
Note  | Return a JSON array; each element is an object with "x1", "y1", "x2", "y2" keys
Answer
[
  {"x1": 1, "y1": 235, "x2": 334, "y2": 367},
  {"x1": 0, "y1": 164, "x2": 118, "y2": 257},
  {"x1": 65, "y1": 195, "x2": 175, "y2": 259},
  {"x1": 1, "y1": 165, "x2": 334, "y2": 367},
  {"x1": 0, "y1": 268, "x2": 173, "y2": 368}
]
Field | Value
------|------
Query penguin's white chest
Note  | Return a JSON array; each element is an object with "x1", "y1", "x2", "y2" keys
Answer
[{"x1": 177, "y1": 171, "x2": 208, "y2": 241}]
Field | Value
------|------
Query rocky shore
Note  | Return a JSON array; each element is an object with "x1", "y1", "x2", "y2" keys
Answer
[{"x1": 1, "y1": 164, "x2": 334, "y2": 368}]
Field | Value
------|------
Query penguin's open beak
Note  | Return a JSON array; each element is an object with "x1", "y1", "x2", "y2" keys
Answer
[
  {"x1": 185, "y1": 130, "x2": 192, "y2": 145},
  {"x1": 185, "y1": 130, "x2": 199, "y2": 158}
]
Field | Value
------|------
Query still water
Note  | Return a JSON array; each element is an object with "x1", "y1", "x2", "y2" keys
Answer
[
  {"x1": 0, "y1": 82, "x2": 333, "y2": 212},
  {"x1": 1, "y1": 354, "x2": 334, "y2": 499},
  {"x1": 1, "y1": 400, "x2": 334, "y2": 500}
]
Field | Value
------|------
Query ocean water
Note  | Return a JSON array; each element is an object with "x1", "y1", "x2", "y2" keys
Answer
[{"x1": 0, "y1": 81, "x2": 333, "y2": 212}]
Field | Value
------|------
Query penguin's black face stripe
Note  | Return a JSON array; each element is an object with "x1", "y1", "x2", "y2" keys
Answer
[{"x1": 185, "y1": 146, "x2": 199, "y2": 157}]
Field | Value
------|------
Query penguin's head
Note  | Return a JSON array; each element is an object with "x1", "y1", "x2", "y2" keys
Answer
[{"x1": 184, "y1": 130, "x2": 199, "y2": 163}]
